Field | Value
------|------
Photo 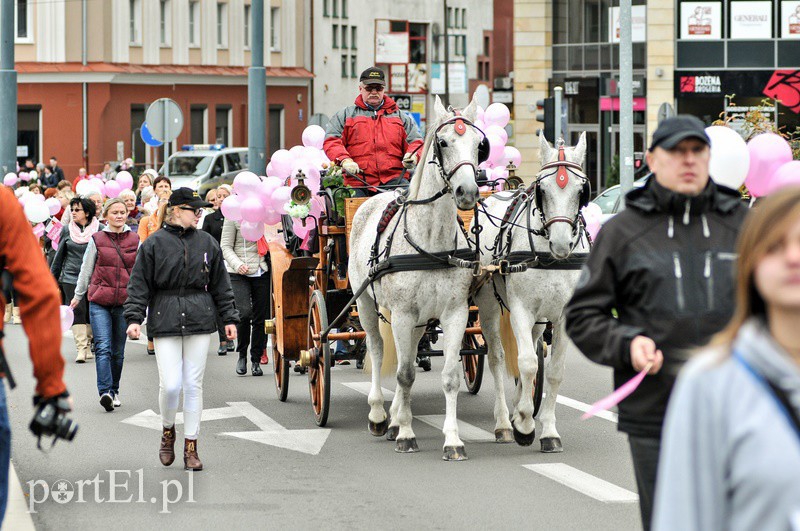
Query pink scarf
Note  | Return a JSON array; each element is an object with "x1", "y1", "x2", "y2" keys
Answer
[{"x1": 69, "y1": 217, "x2": 100, "y2": 244}]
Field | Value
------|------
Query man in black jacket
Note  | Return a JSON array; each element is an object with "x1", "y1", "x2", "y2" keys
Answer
[{"x1": 564, "y1": 116, "x2": 747, "y2": 530}]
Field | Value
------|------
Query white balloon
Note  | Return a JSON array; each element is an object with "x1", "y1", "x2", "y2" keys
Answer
[
  {"x1": 24, "y1": 199, "x2": 50, "y2": 224},
  {"x1": 706, "y1": 126, "x2": 750, "y2": 190}
]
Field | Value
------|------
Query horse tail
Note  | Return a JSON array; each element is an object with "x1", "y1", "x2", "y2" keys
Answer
[
  {"x1": 363, "y1": 307, "x2": 397, "y2": 376},
  {"x1": 501, "y1": 310, "x2": 520, "y2": 377}
]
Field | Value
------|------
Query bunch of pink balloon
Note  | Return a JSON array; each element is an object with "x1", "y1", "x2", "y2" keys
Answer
[
  {"x1": 3, "y1": 172, "x2": 18, "y2": 187},
  {"x1": 738, "y1": 132, "x2": 798, "y2": 195},
  {"x1": 220, "y1": 172, "x2": 286, "y2": 242},
  {"x1": 472, "y1": 103, "x2": 520, "y2": 189},
  {"x1": 581, "y1": 203, "x2": 603, "y2": 241}
]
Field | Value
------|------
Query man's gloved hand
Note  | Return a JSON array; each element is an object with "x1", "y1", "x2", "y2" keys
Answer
[
  {"x1": 402, "y1": 152, "x2": 418, "y2": 170},
  {"x1": 341, "y1": 158, "x2": 360, "y2": 175}
]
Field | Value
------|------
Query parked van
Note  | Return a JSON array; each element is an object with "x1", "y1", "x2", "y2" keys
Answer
[{"x1": 160, "y1": 145, "x2": 248, "y2": 198}]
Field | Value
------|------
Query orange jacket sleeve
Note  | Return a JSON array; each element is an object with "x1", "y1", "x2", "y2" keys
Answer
[{"x1": 0, "y1": 186, "x2": 66, "y2": 398}]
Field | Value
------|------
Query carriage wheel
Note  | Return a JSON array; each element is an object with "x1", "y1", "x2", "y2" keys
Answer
[
  {"x1": 533, "y1": 337, "x2": 546, "y2": 418},
  {"x1": 461, "y1": 319, "x2": 485, "y2": 395},
  {"x1": 270, "y1": 269, "x2": 290, "y2": 402},
  {"x1": 307, "y1": 290, "x2": 332, "y2": 427}
]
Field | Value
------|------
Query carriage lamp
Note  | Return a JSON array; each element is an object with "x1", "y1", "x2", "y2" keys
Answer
[
  {"x1": 264, "y1": 319, "x2": 276, "y2": 335},
  {"x1": 290, "y1": 169, "x2": 312, "y2": 207},
  {"x1": 506, "y1": 162, "x2": 524, "y2": 190}
]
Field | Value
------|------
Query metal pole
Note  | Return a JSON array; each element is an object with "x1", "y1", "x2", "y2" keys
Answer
[
  {"x1": 554, "y1": 86, "x2": 563, "y2": 143},
  {"x1": 82, "y1": 0, "x2": 88, "y2": 169},
  {"x1": 443, "y1": 0, "x2": 450, "y2": 107},
  {"x1": 619, "y1": 0, "x2": 634, "y2": 200},
  {"x1": 249, "y1": 0, "x2": 267, "y2": 176},
  {"x1": 0, "y1": 0, "x2": 17, "y2": 175}
]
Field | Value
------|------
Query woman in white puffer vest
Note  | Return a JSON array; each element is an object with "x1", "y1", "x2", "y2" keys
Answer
[{"x1": 220, "y1": 219, "x2": 269, "y2": 377}]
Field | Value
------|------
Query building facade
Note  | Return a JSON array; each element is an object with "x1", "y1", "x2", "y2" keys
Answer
[{"x1": 11, "y1": 0, "x2": 311, "y2": 178}]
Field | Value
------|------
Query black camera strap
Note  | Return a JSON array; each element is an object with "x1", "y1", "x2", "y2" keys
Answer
[{"x1": 0, "y1": 330, "x2": 16, "y2": 389}]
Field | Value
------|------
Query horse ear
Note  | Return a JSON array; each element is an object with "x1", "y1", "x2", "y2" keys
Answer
[
  {"x1": 462, "y1": 96, "x2": 478, "y2": 122},
  {"x1": 539, "y1": 130, "x2": 553, "y2": 163},
  {"x1": 573, "y1": 132, "x2": 588, "y2": 163},
  {"x1": 433, "y1": 96, "x2": 448, "y2": 119}
]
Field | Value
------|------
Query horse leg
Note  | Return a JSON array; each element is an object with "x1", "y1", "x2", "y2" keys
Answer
[
  {"x1": 358, "y1": 298, "x2": 389, "y2": 437},
  {"x1": 474, "y1": 288, "x2": 513, "y2": 443},
  {"x1": 440, "y1": 305, "x2": 470, "y2": 460},
  {"x1": 391, "y1": 312, "x2": 423, "y2": 453},
  {"x1": 538, "y1": 318, "x2": 568, "y2": 453},
  {"x1": 509, "y1": 306, "x2": 542, "y2": 447}
]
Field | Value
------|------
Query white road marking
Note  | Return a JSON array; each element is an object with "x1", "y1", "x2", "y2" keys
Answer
[
  {"x1": 121, "y1": 406, "x2": 242, "y2": 431},
  {"x1": 523, "y1": 463, "x2": 638, "y2": 503},
  {"x1": 1, "y1": 463, "x2": 35, "y2": 531},
  {"x1": 555, "y1": 395, "x2": 619, "y2": 424},
  {"x1": 342, "y1": 381, "x2": 395, "y2": 399},
  {"x1": 415, "y1": 415, "x2": 495, "y2": 442}
]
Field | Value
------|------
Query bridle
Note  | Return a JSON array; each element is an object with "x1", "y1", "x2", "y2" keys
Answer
[
  {"x1": 533, "y1": 142, "x2": 590, "y2": 235},
  {"x1": 429, "y1": 111, "x2": 487, "y2": 190}
]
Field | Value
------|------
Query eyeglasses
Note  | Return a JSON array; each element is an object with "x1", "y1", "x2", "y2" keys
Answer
[
  {"x1": 178, "y1": 206, "x2": 204, "y2": 216},
  {"x1": 71, "y1": 208, "x2": 84, "y2": 212},
  {"x1": 363, "y1": 84, "x2": 384, "y2": 93}
]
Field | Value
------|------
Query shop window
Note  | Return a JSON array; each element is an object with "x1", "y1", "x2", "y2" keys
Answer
[
  {"x1": 332, "y1": 24, "x2": 338, "y2": 48},
  {"x1": 677, "y1": 41, "x2": 724, "y2": 69},
  {"x1": 632, "y1": 42, "x2": 646, "y2": 70},
  {"x1": 728, "y1": 41, "x2": 775, "y2": 68},
  {"x1": 778, "y1": 40, "x2": 800, "y2": 67}
]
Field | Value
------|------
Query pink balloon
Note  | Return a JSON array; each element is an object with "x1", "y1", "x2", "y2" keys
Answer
[
  {"x1": 745, "y1": 133, "x2": 794, "y2": 197},
  {"x1": 240, "y1": 221, "x2": 265, "y2": 242},
  {"x1": 220, "y1": 195, "x2": 243, "y2": 220},
  {"x1": 302, "y1": 125, "x2": 326, "y2": 150},
  {"x1": 474, "y1": 119, "x2": 486, "y2": 131},
  {"x1": 292, "y1": 217, "x2": 312, "y2": 239},
  {"x1": 486, "y1": 125, "x2": 508, "y2": 144},
  {"x1": 240, "y1": 196, "x2": 264, "y2": 223},
  {"x1": 501, "y1": 146, "x2": 522, "y2": 168},
  {"x1": 768, "y1": 161, "x2": 800, "y2": 194},
  {"x1": 45, "y1": 197, "x2": 62, "y2": 215},
  {"x1": 484, "y1": 103, "x2": 510, "y2": 128},
  {"x1": 586, "y1": 218, "x2": 601, "y2": 241},
  {"x1": 486, "y1": 134, "x2": 505, "y2": 165},
  {"x1": 19, "y1": 172, "x2": 31, "y2": 182},
  {"x1": 104, "y1": 180, "x2": 122, "y2": 199},
  {"x1": 266, "y1": 162, "x2": 277, "y2": 177},
  {"x1": 264, "y1": 210, "x2": 282, "y2": 225},
  {"x1": 116, "y1": 171, "x2": 134, "y2": 190},
  {"x1": 270, "y1": 149, "x2": 294, "y2": 178},
  {"x1": 262, "y1": 176, "x2": 283, "y2": 197},
  {"x1": 233, "y1": 171, "x2": 261, "y2": 196},
  {"x1": 59, "y1": 305, "x2": 74, "y2": 332},
  {"x1": 289, "y1": 145, "x2": 306, "y2": 158},
  {"x1": 4, "y1": 173, "x2": 18, "y2": 186},
  {"x1": 271, "y1": 186, "x2": 292, "y2": 214}
]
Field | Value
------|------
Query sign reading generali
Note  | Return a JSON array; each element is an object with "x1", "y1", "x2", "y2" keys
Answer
[
  {"x1": 782, "y1": 1, "x2": 800, "y2": 39},
  {"x1": 681, "y1": 2, "x2": 722, "y2": 39},
  {"x1": 730, "y1": 1, "x2": 773, "y2": 39}
]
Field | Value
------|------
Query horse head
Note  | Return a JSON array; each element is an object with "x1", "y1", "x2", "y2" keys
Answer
[{"x1": 536, "y1": 131, "x2": 589, "y2": 259}]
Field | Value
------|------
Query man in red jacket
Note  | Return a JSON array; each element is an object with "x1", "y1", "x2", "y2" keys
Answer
[
  {"x1": 0, "y1": 185, "x2": 70, "y2": 524},
  {"x1": 324, "y1": 67, "x2": 424, "y2": 196}
]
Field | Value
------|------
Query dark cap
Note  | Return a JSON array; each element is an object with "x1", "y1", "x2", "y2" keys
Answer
[
  {"x1": 168, "y1": 187, "x2": 212, "y2": 208},
  {"x1": 359, "y1": 67, "x2": 386, "y2": 86},
  {"x1": 649, "y1": 115, "x2": 710, "y2": 151}
]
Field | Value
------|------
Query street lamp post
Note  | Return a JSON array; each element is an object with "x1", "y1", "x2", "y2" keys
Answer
[
  {"x1": 619, "y1": 0, "x2": 634, "y2": 201},
  {"x1": 0, "y1": 0, "x2": 17, "y2": 175},
  {"x1": 248, "y1": 0, "x2": 267, "y2": 176}
]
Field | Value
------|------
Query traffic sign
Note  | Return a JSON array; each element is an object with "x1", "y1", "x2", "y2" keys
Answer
[{"x1": 145, "y1": 98, "x2": 184, "y2": 143}]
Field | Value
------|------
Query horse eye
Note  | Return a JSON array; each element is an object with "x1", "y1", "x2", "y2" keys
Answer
[{"x1": 438, "y1": 138, "x2": 448, "y2": 148}]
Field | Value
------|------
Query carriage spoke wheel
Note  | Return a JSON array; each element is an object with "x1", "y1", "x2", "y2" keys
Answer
[
  {"x1": 270, "y1": 269, "x2": 291, "y2": 402},
  {"x1": 461, "y1": 317, "x2": 485, "y2": 395},
  {"x1": 307, "y1": 290, "x2": 331, "y2": 427}
]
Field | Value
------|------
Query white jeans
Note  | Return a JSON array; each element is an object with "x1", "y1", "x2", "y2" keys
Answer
[{"x1": 153, "y1": 334, "x2": 211, "y2": 439}]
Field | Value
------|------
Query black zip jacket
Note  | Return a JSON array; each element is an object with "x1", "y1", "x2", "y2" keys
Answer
[
  {"x1": 565, "y1": 178, "x2": 747, "y2": 437},
  {"x1": 124, "y1": 222, "x2": 239, "y2": 337}
]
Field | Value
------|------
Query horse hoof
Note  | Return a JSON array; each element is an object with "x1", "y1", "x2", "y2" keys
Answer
[
  {"x1": 540, "y1": 437, "x2": 563, "y2": 453},
  {"x1": 386, "y1": 426, "x2": 399, "y2": 441},
  {"x1": 442, "y1": 446, "x2": 468, "y2": 461},
  {"x1": 495, "y1": 429, "x2": 514, "y2": 444},
  {"x1": 512, "y1": 421, "x2": 535, "y2": 447},
  {"x1": 369, "y1": 418, "x2": 389, "y2": 437},
  {"x1": 395, "y1": 438, "x2": 419, "y2": 453}
]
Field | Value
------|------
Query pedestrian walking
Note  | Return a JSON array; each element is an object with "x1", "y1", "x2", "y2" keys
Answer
[
  {"x1": 40, "y1": 166, "x2": 58, "y2": 189},
  {"x1": 201, "y1": 185, "x2": 233, "y2": 355},
  {"x1": 221, "y1": 218, "x2": 269, "y2": 375},
  {"x1": 125, "y1": 188, "x2": 238, "y2": 471},
  {"x1": 71, "y1": 198, "x2": 139, "y2": 411},
  {"x1": 71, "y1": 167, "x2": 89, "y2": 192},
  {"x1": 118, "y1": 189, "x2": 142, "y2": 232},
  {"x1": 51, "y1": 196, "x2": 100, "y2": 363},
  {"x1": 564, "y1": 116, "x2": 748, "y2": 530},
  {"x1": 653, "y1": 187, "x2": 800, "y2": 530}
]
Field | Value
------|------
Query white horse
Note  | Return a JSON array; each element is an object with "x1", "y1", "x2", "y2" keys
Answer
[
  {"x1": 349, "y1": 95, "x2": 482, "y2": 461},
  {"x1": 472, "y1": 131, "x2": 590, "y2": 452}
]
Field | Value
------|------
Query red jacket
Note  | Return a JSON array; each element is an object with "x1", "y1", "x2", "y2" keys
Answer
[
  {"x1": 0, "y1": 186, "x2": 66, "y2": 398},
  {"x1": 323, "y1": 95, "x2": 423, "y2": 187}
]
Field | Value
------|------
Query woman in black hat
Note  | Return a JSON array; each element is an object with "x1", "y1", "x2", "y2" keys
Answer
[{"x1": 124, "y1": 187, "x2": 239, "y2": 471}]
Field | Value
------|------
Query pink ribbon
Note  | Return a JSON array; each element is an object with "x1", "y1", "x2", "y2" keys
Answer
[{"x1": 582, "y1": 362, "x2": 653, "y2": 420}]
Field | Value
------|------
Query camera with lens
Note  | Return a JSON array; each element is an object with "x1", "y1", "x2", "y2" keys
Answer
[{"x1": 29, "y1": 397, "x2": 78, "y2": 448}]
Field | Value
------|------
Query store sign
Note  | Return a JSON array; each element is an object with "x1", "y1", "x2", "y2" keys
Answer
[
  {"x1": 492, "y1": 91, "x2": 513, "y2": 104},
  {"x1": 679, "y1": 75, "x2": 722, "y2": 94},
  {"x1": 608, "y1": 6, "x2": 647, "y2": 43},
  {"x1": 390, "y1": 94, "x2": 412, "y2": 111},
  {"x1": 681, "y1": 2, "x2": 722, "y2": 39},
  {"x1": 730, "y1": 1, "x2": 773, "y2": 39},
  {"x1": 781, "y1": 1, "x2": 800, "y2": 39},
  {"x1": 763, "y1": 69, "x2": 800, "y2": 113},
  {"x1": 375, "y1": 20, "x2": 409, "y2": 64},
  {"x1": 564, "y1": 81, "x2": 581, "y2": 96}
]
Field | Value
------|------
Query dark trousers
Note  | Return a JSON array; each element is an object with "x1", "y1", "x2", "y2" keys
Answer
[
  {"x1": 628, "y1": 435, "x2": 661, "y2": 531},
  {"x1": 60, "y1": 282, "x2": 90, "y2": 325},
  {"x1": 231, "y1": 273, "x2": 269, "y2": 362},
  {"x1": 1, "y1": 270, "x2": 17, "y2": 306},
  {"x1": 350, "y1": 175, "x2": 409, "y2": 198}
]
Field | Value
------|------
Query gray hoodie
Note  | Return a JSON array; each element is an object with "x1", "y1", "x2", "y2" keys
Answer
[{"x1": 653, "y1": 319, "x2": 800, "y2": 531}]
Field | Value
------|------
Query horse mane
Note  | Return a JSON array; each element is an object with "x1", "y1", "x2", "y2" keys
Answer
[{"x1": 407, "y1": 111, "x2": 447, "y2": 201}]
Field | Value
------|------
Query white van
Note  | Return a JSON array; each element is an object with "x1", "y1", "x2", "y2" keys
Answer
[{"x1": 160, "y1": 145, "x2": 248, "y2": 198}]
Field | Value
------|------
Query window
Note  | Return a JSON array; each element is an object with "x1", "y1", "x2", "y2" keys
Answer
[
  {"x1": 409, "y1": 23, "x2": 426, "y2": 63},
  {"x1": 350, "y1": 55, "x2": 357, "y2": 78},
  {"x1": 15, "y1": 0, "x2": 31, "y2": 42},
  {"x1": 160, "y1": 0, "x2": 171, "y2": 46},
  {"x1": 454, "y1": 8, "x2": 460, "y2": 28},
  {"x1": 447, "y1": 7, "x2": 453, "y2": 28},
  {"x1": 215, "y1": 106, "x2": 232, "y2": 146},
  {"x1": 323, "y1": 0, "x2": 329, "y2": 17},
  {"x1": 462, "y1": 8, "x2": 467, "y2": 28},
  {"x1": 342, "y1": 0, "x2": 348, "y2": 18},
  {"x1": 270, "y1": 7, "x2": 280, "y2": 50},
  {"x1": 217, "y1": 2, "x2": 228, "y2": 48},
  {"x1": 341, "y1": 55, "x2": 348, "y2": 78},
  {"x1": 332, "y1": 24, "x2": 339, "y2": 48},
  {"x1": 225, "y1": 153, "x2": 243, "y2": 172},
  {"x1": 351, "y1": 26, "x2": 357, "y2": 49},
  {"x1": 332, "y1": 0, "x2": 338, "y2": 17},
  {"x1": 129, "y1": 0, "x2": 142, "y2": 45},
  {"x1": 244, "y1": 4, "x2": 251, "y2": 48},
  {"x1": 189, "y1": 1, "x2": 200, "y2": 46},
  {"x1": 342, "y1": 25, "x2": 348, "y2": 49},
  {"x1": 190, "y1": 105, "x2": 208, "y2": 144}
]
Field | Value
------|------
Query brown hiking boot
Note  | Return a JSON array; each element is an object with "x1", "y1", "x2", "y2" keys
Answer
[
  {"x1": 184, "y1": 439, "x2": 203, "y2": 471},
  {"x1": 159, "y1": 426, "x2": 176, "y2": 466}
]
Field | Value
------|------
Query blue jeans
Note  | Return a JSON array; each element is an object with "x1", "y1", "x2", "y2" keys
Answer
[
  {"x1": 0, "y1": 379, "x2": 10, "y2": 525},
  {"x1": 89, "y1": 303, "x2": 127, "y2": 396}
]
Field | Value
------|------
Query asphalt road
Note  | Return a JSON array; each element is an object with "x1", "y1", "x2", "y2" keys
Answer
[{"x1": 2, "y1": 323, "x2": 642, "y2": 530}]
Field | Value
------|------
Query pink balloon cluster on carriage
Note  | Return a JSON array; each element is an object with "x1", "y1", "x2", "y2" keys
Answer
[
  {"x1": 474, "y1": 103, "x2": 523, "y2": 189},
  {"x1": 219, "y1": 124, "x2": 331, "y2": 242}
]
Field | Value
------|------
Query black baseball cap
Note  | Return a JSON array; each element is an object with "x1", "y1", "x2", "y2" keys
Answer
[
  {"x1": 649, "y1": 115, "x2": 710, "y2": 151},
  {"x1": 168, "y1": 187, "x2": 212, "y2": 208},
  {"x1": 359, "y1": 67, "x2": 386, "y2": 86}
]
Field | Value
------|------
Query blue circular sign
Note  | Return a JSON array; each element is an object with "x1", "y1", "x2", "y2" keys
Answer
[{"x1": 140, "y1": 122, "x2": 163, "y2": 147}]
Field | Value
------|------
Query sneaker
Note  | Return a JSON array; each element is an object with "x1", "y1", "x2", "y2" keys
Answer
[
  {"x1": 112, "y1": 394, "x2": 121, "y2": 408},
  {"x1": 260, "y1": 350, "x2": 269, "y2": 365},
  {"x1": 100, "y1": 393, "x2": 114, "y2": 412}
]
